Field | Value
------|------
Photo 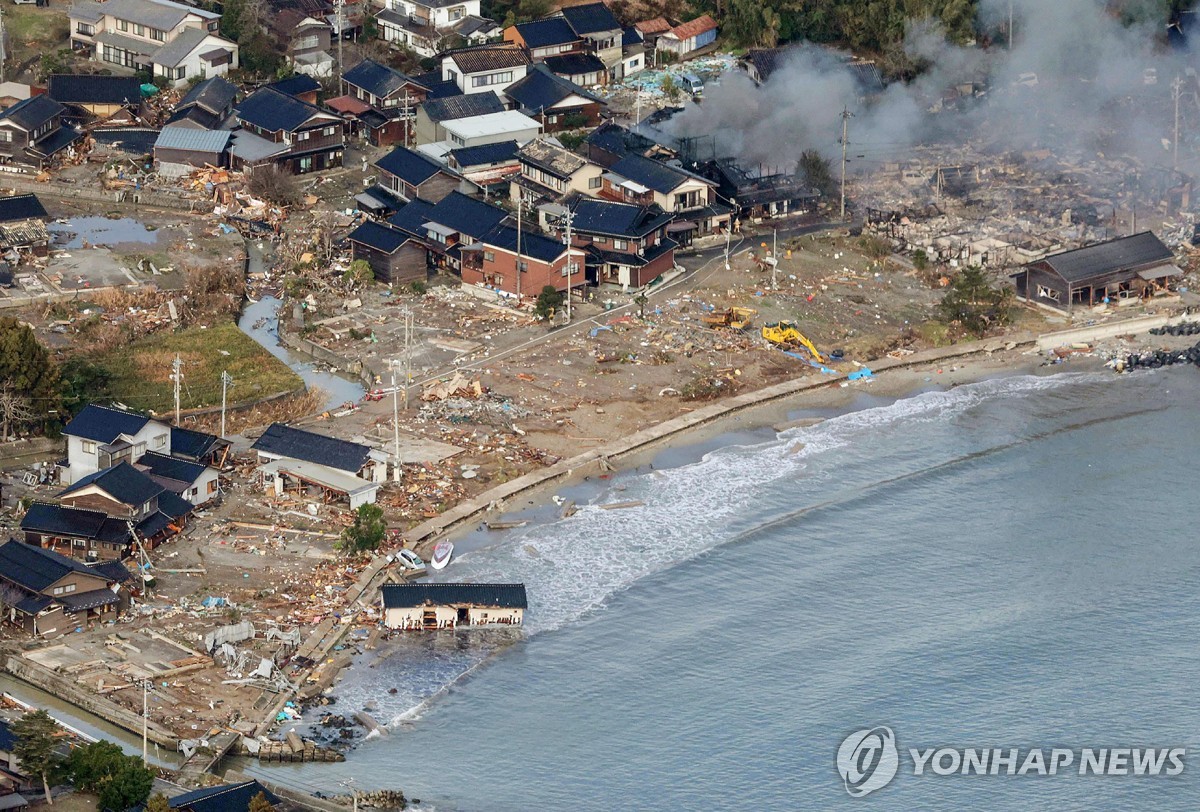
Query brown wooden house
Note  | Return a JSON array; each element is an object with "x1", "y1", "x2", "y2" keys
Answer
[
  {"x1": 232, "y1": 87, "x2": 345, "y2": 174},
  {"x1": 1013, "y1": 231, "x2": 1179, "y2": 310},
  {"x1": 0, "y1": 539, "x2": 131, "y2": 638},
  {"x1": 347, "y1": 220, "x2": 427, "y2": 283},
  {"x1": 374, "y1": 145, "x2": 464, "y2": 202}
]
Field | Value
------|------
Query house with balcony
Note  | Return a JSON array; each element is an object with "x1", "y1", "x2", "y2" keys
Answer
[
  {"x1": 557, "y1": 197, "x2": 676, "y2": 290},
  {"x1": 54, "y1": 461, "x2": 195, "y2": 551},
  {"x1": 231, "y1": 87, "x2": 345, "y2": 174},
  {"x1": 0, "y1": 95, "x2": 83, "y2": 171},
  {"x1": 375, "y1": 144, "x2": 465, "y2": 202},
  {"x1": 411, "y1": 190, "x2": 508, "y2": 272},
  {"x1": 446, "y1": 140, "x2": 521, "y2": 191},
  {"x1": 0, "y1": 539, "x2": 131, "y2": 637},
  {"x1": 503, "y1": 63, "x2": 606, "y2": 131},
  {"x1": 554, "y1": 2, "x2": 622, "y2": 82},
  {"x1": 267, "y1": 9, "x2": 334, "y2": 77},
  {"x1": 600, "y1": 153, "x2": 730, "y2": 245},
  {"x1": 441, "y1": 43, "x2": 531, "y2": 95},
  {"x1": 334, "y1": 59, "x2": 428, "y2": 147},
  {"x1": 376, "y1": 0, "x2": 496, "y2": 58},
  {"x1": 510, "y1": 137, "x2": 603, "y2": 205},
  {"x1": 68, "y1": 0, "x2": 238, "y2": 87},
  {"x1": 59, "y1": 404, "x2": 173, "y2": 486}
]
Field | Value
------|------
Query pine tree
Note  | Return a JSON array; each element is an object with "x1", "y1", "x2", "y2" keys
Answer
[
  {"x1": 11, "y1": 710, "x2": 61, "y2": 804},
  {"x1": 248, "y1": 790, "x2": 276, "y2": 812}
]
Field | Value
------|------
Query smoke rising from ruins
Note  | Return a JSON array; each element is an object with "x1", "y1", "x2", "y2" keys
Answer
[{"x1": 667, "y1": 0, "x2": 1192, "y2": 174}]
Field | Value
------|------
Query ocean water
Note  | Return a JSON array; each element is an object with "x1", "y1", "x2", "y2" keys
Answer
[{"x1": 244, "y1": 368, "x2": 1200, "y2": 810}]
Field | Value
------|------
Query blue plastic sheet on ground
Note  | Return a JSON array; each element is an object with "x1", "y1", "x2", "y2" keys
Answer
[
  {"x1": 781, "y1": 350, "x2": 838, "y2": 374},
  {"x1": 847, "y1": 368, "x2": 874, "y2": 381},
  {"x1": 590, "y1": 325, "x2": 613, "y2": 337}
]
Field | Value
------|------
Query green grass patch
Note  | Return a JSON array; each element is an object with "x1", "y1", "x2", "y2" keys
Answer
[
  {"x1": 7, "y1": 6, "x2": 67, "y2": 49},
  {"x1": 99, "y1": 322, "x2": 303, "y2": 414}
]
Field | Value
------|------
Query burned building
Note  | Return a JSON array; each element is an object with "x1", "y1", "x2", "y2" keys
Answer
[
  {"x1": 701, "y1": 158, "x2": 818, "y2": 222},
  {"x1": 1013, "y1": 231, "x2": 1179, "y2": 311}
]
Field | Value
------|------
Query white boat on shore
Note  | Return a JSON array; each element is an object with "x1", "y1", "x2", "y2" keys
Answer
[{"x1": 430, "y1": 540, "x2": 453, "y2": 570}]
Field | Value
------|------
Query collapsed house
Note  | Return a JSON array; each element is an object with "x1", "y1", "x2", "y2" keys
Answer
[
  {"x1": 1012, "y1": 231, "x2": 1180, "y2": 311},
  {"x1": 380, "y1": 582, "x2": 527, "y2": 629},
  {"x1": 252, "y1": 423, "x2": 388, "y2": 508}
]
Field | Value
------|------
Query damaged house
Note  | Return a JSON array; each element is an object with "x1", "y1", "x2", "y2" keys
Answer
[
  {"x1": 0, "y1": 539, "x2": 132, "y2": 638},
  {"x1": 0, "y1": 194, "x2": 50, "y2": 257},
  {"x1": 1013, "y1": 231, "x2": 1180, "y2": 311},
  {"x1": 0, "y1": 95, "x2": 83, "y2": 172},
  {"x1": 381, "y1": 582, "x2": 527, "y2": 629},
  {"x1": 252, "y1": 423, "x2": 388, "y2": 508}
]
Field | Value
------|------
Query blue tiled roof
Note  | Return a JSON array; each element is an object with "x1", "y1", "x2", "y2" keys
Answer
[
  {"x1": 611, "y1": 153, "x2": 710, "y2": 194},
  {"x1": 419, "y1": 91, "x2": 503, "y2": 123},
  {"x1": 343, "y1": 58, "x2": 424, "y2": 98},
  {"x1": 505, "y1": 64, "x2": 602, "y2": 113},
  {"x1": 388, "y1": 198, "x2": 437, "y2": 236},
  {"x1": 63, "y1": 403, "x2": 152, "y2": 443},
  {"x1": 560, "y1": 2, "x2": 620, "y2": 35},
  {"x1": 425, "y1": 191, "x2": 507, "y2": 239},
  {"x1": 21, "y1": 502, "x2": 106, "y2": 539},
  {"x1": 252, "y1": 423, "x2": 373, "y2": 473},
  {"x1": 570, "y1": 198, "x2": 673, "y2": 238},
  {"x1": 480, "y1": 224, "x2": 567, "y2": 263},
  {"x1": 544, "y1": 52, "x2": 606, "y2": 78},
  {"x1": 381, "y1": 582, "x2": 528, "y2": 609},
  {"x1": 59, "y1": 462, "x2": 164, "y2": 507},
  {"x1": 170, "y1": 426, "x2": 224, "y2": 460},
  {"x1": 167, "y1": 781, "x2": 281, "y2": 812},
  {"x1": 450, "y1": 140, "x2": 519, "y2": 168},
  {"x1": 266, "y1": 74, "x2": 320, "y2": 98},
  {"x1": 0, "y1": 94, "x2": 64, "y2": 130},
  {"x1": 514, "y1": 18, "x2": 579, "y2": 48},
  {"x1": 348, "y1": 220, "x2": 413, "y2": 253},
  {"x1": 0, "y1": 538, "x2": 103, "y2": 593},
  {"x1": 0, "y1": 193, "x2": 48, "y2": 224},
  {"x1": 237, "y1": 87, "x2": 332, "y2": 133},
  {"x1": 157, "y1": 491, "x2": 194, "y2": 521},
  {"x1": 137, "y1": 451, "x2": 208, "y2": 486},
  {"x1": 375, "y1": 146, "x2": 450, "y2": 186}
]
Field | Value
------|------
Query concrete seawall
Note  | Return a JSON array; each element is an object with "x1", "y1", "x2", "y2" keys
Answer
[{"x1": 4, "y1": 655, "x2": 178, "y2": 748}]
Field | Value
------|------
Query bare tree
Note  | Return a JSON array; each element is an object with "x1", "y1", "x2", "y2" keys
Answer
[
  {"x1": 0, "y1": 386, "x2": 35, "y2": 442},
  {"x1": 0, "y1": 583, "x2": 27, "y2": 625},
  {"x1": 246, "y1": 165, "x2": 302, "y2": 207}
]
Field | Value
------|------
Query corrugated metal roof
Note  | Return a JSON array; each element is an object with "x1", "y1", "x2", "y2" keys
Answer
[{"x1": 154, "y1": 125, "x2": 231, "y2": 153}]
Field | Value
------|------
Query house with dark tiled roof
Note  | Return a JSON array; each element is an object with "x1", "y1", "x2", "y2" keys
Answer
[
  {"x1": 346, "y1": 219, "x2": 426, "y2": 284},
  {"x1": 158, "y1": 780, "x2": 282, "y2": 812},
  {"x1": 169, "y1": 425, "x2": 230, "y2": 465},
  {"x1": 381, "y1": 582, "x2": 527, "y2": 629},
  {"x1": 440, "y1": 43, "x2": 531, "y2": 96},
  {"x1": 57, "y1": 461, "x2": 194, "y2": 538},
  {"x1": 45, "y1": 75, "x2": 144, "y2": 124},
  {"x1": 504, "y1": 63, "x2": 606, "y2": 131},
  {"x1": 460, "y1": 219, "x2": 585, "y2": 301},
  {"x1": 557, "y1": 197, "x2": 677, "y2": 290},
  {"x1": 553, "y1": 2, "x2": 622, "y2": 80},
  {"x1": 20, "y1": 502, "x2": 136, "y2": 561},
  {"x1": 600, "y1": 153, "x2": 730, "y2": 245},
  {"x1": 503, "y1": 18, "x2": 583, "y2": 60},
  {"x1": 446, "y1": 140, "x2": 521, "y2": 190},
  {"x1": 0, "y1": 538, "x2": 132, "y2": 637},
  {"x1": 583, "y1": 120, "x2": 671, "y2": 168},
  {"x1": 332, "y1": 59, "x2": 429, "y2": 147},
  {"x1": 252, "y1": 423, "x2": 388, "y2": 508},
  {"x1": 265, "y1": 74, "x2": 321, "y2": 105},
  {"x1": 232, "y1": 87, "x2": 345, "y2": 174},
  {"x1": 0, "y1": 95, "x2": 82, "y2": 172},
  {"x1": 166, "y1": 76, "x2": 238, "y2": 129},
  {"x1": 413, "y1": 90, "x2": 504, "y2": 145},
  {"x1": 416, "y1": 190, "x2": 508, "y2": 272},
  {"x1": 60, "y1": 403, "x2": 167, "y2": 486},
  {"x1": 1013, "y1": 231, "x2": 1179, "y2": 310},
  {"x1": 374, "y1": 144, "x2": 465, "y2": 203},
  {"x1": 0, "y1": 194, "x2": 50, "y2": 256},
  {"x1": 543, "y1": 52, "x2": 606, "y2": 87},
  {"x1": 135, "y1": 450, "x2": 219, "y2": 505},
  {"x1": 266, "y1": 8, "x2": 333, "y2": 78}
]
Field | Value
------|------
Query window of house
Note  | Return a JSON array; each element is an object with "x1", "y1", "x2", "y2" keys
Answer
[
  {"x1": 559, "y1": 44, "x2": 573, "y2": 52},
  {"x1": 450, "y1": 133, "x2": 464, "y2": 146},
  {"x1": 547, "y1": 114, "x2": 559, "y2": 123},
  {"x1": 517, "y1": 260, "x2": 528, "y2": 272},
  {"x1": 471, "y1": 71, "x2": 512, "y2": 88},
  {"x1": 74, "y1": 539, "x2": 87, "y2": 548},
  {"x1": 297, "y1": 34, "x2": 319, "y2": 50},
  {"x1": 77, "y1": 23, "x2": 95, "y2": 35},
  {"x1": 588, "y1": 176, "x2": 602, "y2": 189},
  {"x1": 613, "y1": 239, "x2": 628, "y2": 250},
  {"x1": 300, "y1": 156, "x2": 313, "y2": 172},
  {"x1": 483, "y1": 251, "x2": 494, "y2": 262},
  {"x1": 629, "y1": 57, "x2": 640, "y2": 67},
  {"x1": 174, "y1": 66, "x2": 185, "y2": 80},
  {"x1": 450, "y1": 7, "x2": 462, "y2": 19},
  {"x1": 594, "y1": 236, "x2": 607, "y2": 244},
  {"x1": 133, "y1": 442, "x2": 145, "y2": 457},
  {"x1": 298, "y1": 131, "x2": 311, "y2": 140},
  {"x1": 82, "y1": 440, "x2": 97, "y2": 453},
  {"x1": 133, "y1": 23, "x2": 144, "y2": 36},
  {"x1": 208, "y1": 480, "x2": 218, "y2": 494},
  {"x1": 154, "y1": 434, "x2": 167, "y2": 449},
  {"x1": 117, "y1": 19, "x2": 129, "y2": 31},
  {"x1": 0, "y1": 131, "x2": 11, "y2": 143},
  {"x1": 323, "y1": 126, "x2": 336, "y2": 136},
  {"x1": 190, "y1": 487, "x2": 198, "y2": 497},
  {"x1": 1037, "y1": 285, "x2": 1061, "y2": 302},
  {"x1": 64, "y1": 584, "x2": 75, "y2": 593}
]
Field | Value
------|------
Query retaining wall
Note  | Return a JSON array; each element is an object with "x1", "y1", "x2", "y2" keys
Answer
[
  {"x1": 5, "y1": 655, "x2": 178, "y2": 748},
  {"x1": 1035, "y1": 312, "x2": 1198, "y2": 351}
]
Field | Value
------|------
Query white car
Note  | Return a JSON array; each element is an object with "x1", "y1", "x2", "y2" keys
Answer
[{"x1": 394, "y1": 549, "x2": 425, "y2": 570}]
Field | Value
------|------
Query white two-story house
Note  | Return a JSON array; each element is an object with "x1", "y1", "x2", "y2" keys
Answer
[
  {"x1": 377, "y1": 0, "x2": 499, "y2": 58},
  {"x1": 69, "y1": 0, "x2": 239, "y2": 88},
  {"x1": 441, "y1": 43, "x2": 531, "y2": 95}
]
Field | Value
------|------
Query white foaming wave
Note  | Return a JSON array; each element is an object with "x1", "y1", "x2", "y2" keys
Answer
[{"x1": 446, "y1": 372, "x2": 1104, "y2": 636}]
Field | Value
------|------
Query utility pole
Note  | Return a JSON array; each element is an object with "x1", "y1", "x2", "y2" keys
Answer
[
  {"x1": 401, "y1": 308, "x2": 413, "y2": 410},
  {"x1": 564, "y1": 207, "x2": 574, "y2": 320},
  {"x1": 1008, "y1": 0, "x2": 1014, "y2": 50},
  {"x1": 389, "y1": 362, "x2": 400, "y2": 479},
  {"x1": 0, "y1": 2, "x2": 7, "y2": 83},
  {"x1": 171, "y1": 355, "x2": 182, "y2": 424},
  {"x1": 142, "y1": 679, "x2": 149, "y2": 767},
  {"x1": 402, "y1": 89, "x2": 415, "y2": 148},
  {"x1": 1172, "y1": 74, "x2": 1183, "y2": 170},
  {"x1": 771, "y1": 228, "x2": 777, "y2": 290},
  {"x1": 839, "y1": 107, "x2": 853, "y2": 221},
  {"x1": 219, "y1": 371, "x2": 233, "y2": 438},
  {"x1": 336, "y1": 0, "x2": 344, "y2": 84}
]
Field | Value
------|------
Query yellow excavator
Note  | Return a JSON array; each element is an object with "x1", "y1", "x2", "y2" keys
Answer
[
  {"x1": 701, "y1": 307, "x2": 757, "y2": 330},
  {"x1": 762, "y1": 321, "x2": 825, "y2": 362}
]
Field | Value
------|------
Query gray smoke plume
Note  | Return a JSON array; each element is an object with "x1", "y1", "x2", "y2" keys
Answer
[{"x1": 666, "y1": 0, "x2": 1191, "y2": 171}]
